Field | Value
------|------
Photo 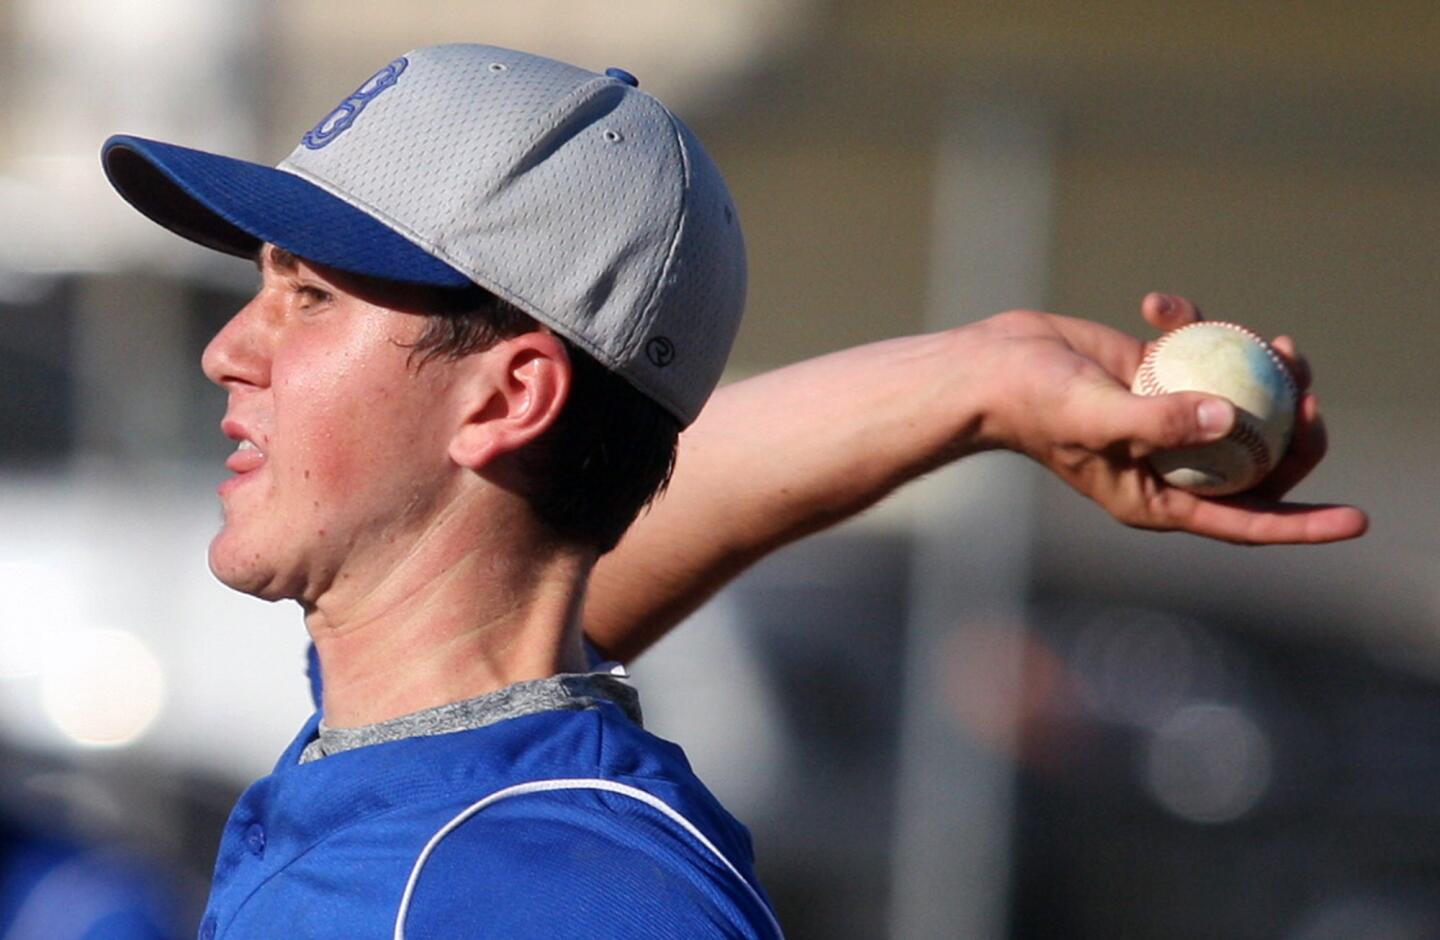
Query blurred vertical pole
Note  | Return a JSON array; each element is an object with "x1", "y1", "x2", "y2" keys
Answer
[
  {"x1": 887, "y1": 104, "x2": 1054, "y2": 940},
  {"x1": 71, "y1": 275, "x2": 192, "y2": 460},
  {"x1": 12, "y1": 0, "x2": 262, "y2": 460}
]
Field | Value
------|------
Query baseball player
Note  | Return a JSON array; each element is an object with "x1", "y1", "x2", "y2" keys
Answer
[
  {"x1": 99, "y1": 42, "x2": 1365, "y2": 940},
  {"x1": 105, "y1": 44, "x2": 776, "y2": 940}
]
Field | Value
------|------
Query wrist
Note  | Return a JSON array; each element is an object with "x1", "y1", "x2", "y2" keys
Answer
[{"x1": 941, "y1": 312, "x2": 1039, "y2": 457}]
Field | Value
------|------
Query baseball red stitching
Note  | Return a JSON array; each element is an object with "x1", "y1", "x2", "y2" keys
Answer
[
  {"x1": 1134, "y1": 360, "x2": 1164, "y2": 396},
  {"x1": 1134, "y1": 322, "x2": 1292, "y2": 484},
  {"x1": 1148, "y1": 321, "x2": 1299, "y2": 401},
  {"x1": 1229, "y1": 418, "x2": 1273, "y2": 474}
]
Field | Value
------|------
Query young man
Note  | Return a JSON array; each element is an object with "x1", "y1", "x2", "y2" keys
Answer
[
  {"x1": 106, "y1": 44, "x2": 775, "y2": 939},
  {"x1": 102, "y1": 42, "x2": 1364, "y2": 939}
]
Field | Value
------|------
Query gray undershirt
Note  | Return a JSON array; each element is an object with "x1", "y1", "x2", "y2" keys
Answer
[{"x1": 298, "y1": 670, "x2": 643, "y2": 764}]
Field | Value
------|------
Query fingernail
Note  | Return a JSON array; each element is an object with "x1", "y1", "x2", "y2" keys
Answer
[{"x1": 1197, "y1": 399, "x2": 1232, "y2": 437}]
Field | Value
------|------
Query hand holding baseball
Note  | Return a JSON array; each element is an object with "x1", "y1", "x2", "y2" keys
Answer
[{"x1": 967, "y1": 293, "x2": 1366, "y2": 544}]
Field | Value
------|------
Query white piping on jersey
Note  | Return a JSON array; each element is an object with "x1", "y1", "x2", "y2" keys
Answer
[{"x1": 393, "y1": 777, "x2": 785, "y2": 940}]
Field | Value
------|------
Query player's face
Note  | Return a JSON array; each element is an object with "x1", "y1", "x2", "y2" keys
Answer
[{"x1": 200, "y1": 247, "x2": 463, "y2": 604}]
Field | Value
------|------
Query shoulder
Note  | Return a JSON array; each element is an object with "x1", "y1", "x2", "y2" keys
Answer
[{"x1": 395, "y1": 780, "x2": 778, "y2": 940}]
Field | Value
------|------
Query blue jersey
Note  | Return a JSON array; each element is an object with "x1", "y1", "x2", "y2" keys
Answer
[{"x1": 197, "y1": 699, "x2": 782, "y2": 938}]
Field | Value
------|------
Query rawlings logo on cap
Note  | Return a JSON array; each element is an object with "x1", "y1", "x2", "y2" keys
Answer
[{"x1": 303, "y1": 57, "x2": 409, "y2": 150}]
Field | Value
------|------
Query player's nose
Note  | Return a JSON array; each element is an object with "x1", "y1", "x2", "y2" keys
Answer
[{"x1": 202, "y1": 299, "x2": 270, "y2": 390}]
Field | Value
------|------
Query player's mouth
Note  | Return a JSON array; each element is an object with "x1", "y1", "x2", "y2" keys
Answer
[
  {"x1": 225, "y1": 438, "x2": 267, "y2": 475},
  {"x1": 219, "y1": 421, "x2": 267, "y2": 496}
]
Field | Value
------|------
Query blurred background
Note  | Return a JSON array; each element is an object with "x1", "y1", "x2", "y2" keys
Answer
[{"x1": 1, "y1": 1, "x2": 1438, "y2": 938}]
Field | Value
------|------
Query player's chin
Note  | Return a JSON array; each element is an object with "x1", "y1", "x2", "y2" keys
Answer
[{"x1": 207, "y1": 536, "x2": 288, "y2": 601}]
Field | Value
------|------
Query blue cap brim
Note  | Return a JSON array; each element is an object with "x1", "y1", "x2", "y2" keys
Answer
[{"x1": 101, "y1": 135, "x2": 473, "y2": 287}]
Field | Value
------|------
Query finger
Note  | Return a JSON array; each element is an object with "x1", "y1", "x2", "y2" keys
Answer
[
  {"x1": 1251, "y1": 393, "x2": 1326, "y2": 499},
  {"x1": 1141, "y1": 293, "x2": 1205, "y2": 332},
  {"x1": 1163, "y1": 493, "x2": 1369, "y2": 545},
  {"x1": 1269, "y1": 335, "x2": 1309, "y2": 389},
  {"x1": 1071, "y1": 383, "x2": 1234, "y2": 452},
  {"x1": 1268, "y1": 335, "x2": 1312, "y2": 391}
]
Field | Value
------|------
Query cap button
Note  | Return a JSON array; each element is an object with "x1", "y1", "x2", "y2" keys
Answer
[{"x1": 605, "y1": 67, "x2": 639, "y2": 88}]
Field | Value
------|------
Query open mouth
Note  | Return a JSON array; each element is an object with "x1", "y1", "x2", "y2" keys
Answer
[
  {"x1": 221, "y1": 437, "x2": 267, "y2": 491},
  {"x1": 227, "y1": 438, "x2": 266, "y2": 472}
]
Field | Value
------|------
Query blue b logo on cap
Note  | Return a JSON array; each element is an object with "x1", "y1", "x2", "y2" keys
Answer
[{"x1": 302, "y1": 57, "x2": 409, "y2": 150}]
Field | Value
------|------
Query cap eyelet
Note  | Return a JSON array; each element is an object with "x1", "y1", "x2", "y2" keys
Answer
[
  {"x1": 488, "y1": 62, "x2": 508, "y2": 73},
  {"x1": 603, "y1": 129, "x2": 623, "y2": 143}
]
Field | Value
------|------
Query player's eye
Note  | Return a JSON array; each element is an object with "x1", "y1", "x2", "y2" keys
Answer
[{"x1": 295, "y1": 284, "x2": 332, "y2": 306}]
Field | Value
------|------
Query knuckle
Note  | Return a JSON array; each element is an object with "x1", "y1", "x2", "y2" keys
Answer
[
  {"x1": 1115, "y1": 500, "x2": 1163, "y2": 530},
  {"x1": 988, "y1": 309, "x2": 1045, "y2": 333}
]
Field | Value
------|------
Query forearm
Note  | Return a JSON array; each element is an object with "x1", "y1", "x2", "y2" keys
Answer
[{"x1": 584, "y1": 326, "x2": 988, "y2": 660}]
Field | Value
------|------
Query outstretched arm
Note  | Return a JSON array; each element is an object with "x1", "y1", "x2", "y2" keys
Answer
[{"x1": 583, "y1": 294, "x2": 1368, "y2": 661}]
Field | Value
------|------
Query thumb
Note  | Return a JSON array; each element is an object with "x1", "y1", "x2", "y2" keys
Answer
[{"x1": 1075, "y1": 386, "x2": 1235, "y2": 452}]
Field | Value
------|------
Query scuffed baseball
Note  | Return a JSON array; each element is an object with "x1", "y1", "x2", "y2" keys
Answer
[{"x1": 1131, "y1": 322, "x2": 1298, "y2": 496}]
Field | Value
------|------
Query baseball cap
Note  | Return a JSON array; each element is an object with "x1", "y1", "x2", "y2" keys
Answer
[{"x1": 100, "y1": 43, "x2": 746, "y2": 426}]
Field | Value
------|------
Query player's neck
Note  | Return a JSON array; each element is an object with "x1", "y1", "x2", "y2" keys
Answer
[{"x1": 305, "y1": 500, "x2": 595, "y2": 729}]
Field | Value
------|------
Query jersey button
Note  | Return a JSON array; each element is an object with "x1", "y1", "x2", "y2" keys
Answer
[
  {"x1": 200, "y1": 914, "x2": 217, "y2": 939},
  {"x1": 244, "y1": 822, "x2": 266, "y2": 857}
]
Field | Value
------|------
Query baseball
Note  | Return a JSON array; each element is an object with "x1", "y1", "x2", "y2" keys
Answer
[{"x1": 1131, "y1": 321, "x2": 1299, "y2": 496}]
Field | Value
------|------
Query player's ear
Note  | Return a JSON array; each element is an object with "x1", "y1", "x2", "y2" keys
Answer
[{"x1": 448, "y1": 331, "x2": 571, "y2": 471}]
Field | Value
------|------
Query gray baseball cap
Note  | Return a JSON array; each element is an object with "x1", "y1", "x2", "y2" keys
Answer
[{"x1": 101, "y1": 43, "x2": 746, "y2": 426}]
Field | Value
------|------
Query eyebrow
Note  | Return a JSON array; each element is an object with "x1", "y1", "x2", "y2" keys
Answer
[{"x1": 255, "y1": 244, "x2": 301, "y2": 274}]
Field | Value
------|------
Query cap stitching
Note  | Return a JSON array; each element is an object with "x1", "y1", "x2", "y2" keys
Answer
[
  {"x1": 618, "y1": 104, "x2": 690, "y2": 358},
  {"x1": 609, "y1": 105, "x2": 693, "y2": 423},
  {"x1": 492, "y1": 76, "x2": 625, "y2": 189}
]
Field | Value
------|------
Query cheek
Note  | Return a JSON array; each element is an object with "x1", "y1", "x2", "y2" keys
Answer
[{"x1": 273, "y1": 348, "x2": 451, "y2": 498}]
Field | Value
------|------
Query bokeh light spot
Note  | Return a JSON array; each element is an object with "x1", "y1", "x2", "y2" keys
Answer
[
  {"x1": 1144, "y1": 701, "x2": 1271, "y2": 824},
  {"x1": 40, "y1": 628, "x2": 166, "y2": 748}
]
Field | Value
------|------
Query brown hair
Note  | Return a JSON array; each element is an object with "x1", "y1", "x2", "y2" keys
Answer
[{"x1": 406, "y1": 285, "x2": 679, "y2": 554}]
